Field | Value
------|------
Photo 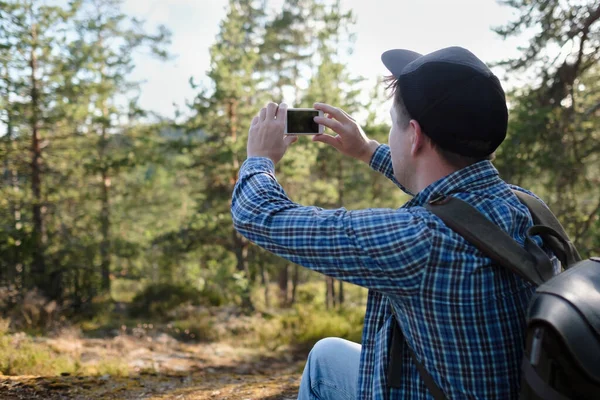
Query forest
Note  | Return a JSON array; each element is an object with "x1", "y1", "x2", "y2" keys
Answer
[{"x1": 0, "y1": 0, "x2": 598, "y2": 398}]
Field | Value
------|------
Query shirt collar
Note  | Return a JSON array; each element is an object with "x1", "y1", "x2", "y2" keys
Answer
[{"x1": 404, "y1": 160, "x2": 500, "y2": 208}]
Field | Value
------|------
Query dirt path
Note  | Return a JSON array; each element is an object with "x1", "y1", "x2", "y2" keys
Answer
[{"x1": 0, "y1": 335, "x2": 305, "y2": 399}]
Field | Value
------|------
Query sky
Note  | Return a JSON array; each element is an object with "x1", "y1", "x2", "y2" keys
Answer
[{"x1": 122, "y1": 0, "x2": 530, "y2": 119}]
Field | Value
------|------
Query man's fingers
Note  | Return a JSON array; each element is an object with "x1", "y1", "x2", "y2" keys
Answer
[
  {"x1": 314, "y1": 102, "x2": 350, "y2": 123},
  {"x1": 314, "y1": 116, "x2": 343, "y2": 133},
  {"x1": 265, "y1": 102, "x2": 278, "y2": 120},
  {"x1": 312, "y1": 133, "x2": 341, "y2": 149},
  {"x1": 259, "y1": 107, "x2": 267, "y2": 121},
  {"x1": 251, "y1": 116, "x2": 259, "y2": 126},
  {"x1": 284, "y1": 135, "x2": 298, "y2": 146},
  {"x1": 277, "y1": 103, "x2": 287, "y2": 123},
  {"x1": 340, "y1": 108, "x2": 355, "y2": 122}
]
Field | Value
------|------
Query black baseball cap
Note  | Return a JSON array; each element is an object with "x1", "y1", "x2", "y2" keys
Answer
[{"x1": 381, "y1": 46, "x2": 508, "y2": 157}]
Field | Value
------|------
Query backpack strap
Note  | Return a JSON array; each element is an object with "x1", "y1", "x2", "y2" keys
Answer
[
  {"x1": 407, "y1": 344, "x2": 447, "y2": 400},
  {"x1": 512, "y1": 190, "x2": 582, "y2": 266},
  {"x1": 390, "y1": 194, "x2": 555, "y2": 396},
  {"x1": 388, "y1": 306, "x2": 448, "y2": 400},
  {"x1": 425, "y1": 196, "x2": 551, "y2": 286},
  {"x1": 389, "y1": 193, "x2": 569, "y2": 396},
  {"x1": 521, "y1": 356, "x2": 570, "y2": 400}
]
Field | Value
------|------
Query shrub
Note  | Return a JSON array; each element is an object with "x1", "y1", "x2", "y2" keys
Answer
[
  {"x1": 6, "y1": 290, "x2": 65, "y2": 334},
  {"x1": 0, "y1": 285, "x2": 19, "y2": 312},
  {"x1": 111, "y1": 278, "x2": 145, "y2": 303},
  {"x1": 170, "y1": 317, "x2": 216, "y2": 342},
  {"x1": 200, "y1": 284, "x2": 226, "y2": 307},
  {"x1": 129, "y1": 283, "x2": 203, "y2": 319},
  {"x1": 254, "y1": 305, "x2": 364, "y2": 352}
]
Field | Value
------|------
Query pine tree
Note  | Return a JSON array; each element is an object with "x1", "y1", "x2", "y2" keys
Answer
[
  {"x1": 259, "y1": 0, "x2": 314, "y2": 103},
  {"x1": 0, "y1": 42, "x2": 25, "y2": 289},
  {"x1": 299, "y1": 0, "x2": 362, "y2": 308},
  {"x1": 494, "y1": 0, "x2": 600, "y2": 255},
  {"x1": 0, "y1": 0, "x2": 80, "y2": 298},
  {"x1": 185, "y1": 0, "x2": 267, "y2": 311},
  {"x1": 67, "y1": 0, "x2": 171, "y2": 294},
  {"x1": 256, "y1": 0, "x2": 317, "y2": 308}
]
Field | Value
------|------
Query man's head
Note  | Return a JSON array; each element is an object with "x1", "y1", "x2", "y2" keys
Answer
[{"x1": 381, "y1": 47, "x2": 507, "y2": 191}]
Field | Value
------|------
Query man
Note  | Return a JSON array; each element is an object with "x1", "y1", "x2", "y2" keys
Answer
[{"x1": 231, "y1": 46, "x2": 543, "y2": 399}]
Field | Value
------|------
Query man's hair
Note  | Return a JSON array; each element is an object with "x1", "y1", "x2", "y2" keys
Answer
[{"x1": 384, "y1": 75, "x2": 494, "y2": 170}]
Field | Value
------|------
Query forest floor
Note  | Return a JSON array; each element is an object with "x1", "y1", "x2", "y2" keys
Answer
[
  {"x1": 0, "y1": 283, "x2": 366, "y2": 399},
  {"x1": 0, "y1": 330, "x2": 305, "y2": 399}
]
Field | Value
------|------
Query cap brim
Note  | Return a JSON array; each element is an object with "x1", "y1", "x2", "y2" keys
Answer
[{"x1": 381, "y1": 49, "x2": 422, "y2": 77}]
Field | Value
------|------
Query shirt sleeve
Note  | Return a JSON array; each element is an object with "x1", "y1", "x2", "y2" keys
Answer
[
  {"x1": 369, "y1": 144, "x2": 415, "y2": 196},
  {"x1": 230, "y1": 157, "x2": 432, "y2": 294}
]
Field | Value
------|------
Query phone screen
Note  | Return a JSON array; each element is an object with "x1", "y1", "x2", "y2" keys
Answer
[{"x1": 286, "y1": 109, "x2": 320, "y2": 134}]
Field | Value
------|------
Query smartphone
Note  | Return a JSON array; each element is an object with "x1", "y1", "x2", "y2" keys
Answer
[{"x1": 285, "y1": 108, "x2": 324, "y2": 135}]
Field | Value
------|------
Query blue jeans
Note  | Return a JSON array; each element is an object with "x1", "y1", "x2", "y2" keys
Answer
[{"x1": 297, "y1": 337, "x2": 362, "y2": 400}]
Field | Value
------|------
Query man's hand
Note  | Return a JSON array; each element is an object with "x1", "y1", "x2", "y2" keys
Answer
[
  {"x1": 312, "y1": 103, "x2": 380, "y2": 164},
  {"x1": 247, "y1": 102, "x2": 298, "y2": 164}
]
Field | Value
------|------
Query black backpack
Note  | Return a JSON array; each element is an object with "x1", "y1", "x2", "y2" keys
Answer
[{"x1": 388, "y1": 190, "x2": 600, "y2": 399}]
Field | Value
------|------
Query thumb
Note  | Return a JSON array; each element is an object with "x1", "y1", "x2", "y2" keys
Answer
[
  {"x1": 312, "y1": 133, "x2": 340, "y2": 149},
  {"x1": 284, "y1": 135, "x2": 298, "y2": 146}
]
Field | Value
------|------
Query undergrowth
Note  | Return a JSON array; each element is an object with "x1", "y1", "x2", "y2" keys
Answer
[{"x1": 0, "y1": 326, "x2": 128, "y2": 377}]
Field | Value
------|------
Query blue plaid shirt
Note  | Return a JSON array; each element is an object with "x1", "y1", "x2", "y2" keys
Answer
[{"x1": 231, "y1": 144, "x2": 541, "y2": 399}]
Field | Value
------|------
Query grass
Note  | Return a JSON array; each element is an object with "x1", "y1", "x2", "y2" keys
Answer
[
  {"x1": 0, "y1": 334, "x2": 77, "y2": 376},
  {"x1": 0, "y1": 317, "x2": 129, "y2": 377},
  {"x1": 0, "y1": 332, "x2": 129, "y2": 377}
]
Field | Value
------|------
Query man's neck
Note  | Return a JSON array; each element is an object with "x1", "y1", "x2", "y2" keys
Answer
[{"x1": 413, "y1": 157, "x2": 460, "y2": 194}]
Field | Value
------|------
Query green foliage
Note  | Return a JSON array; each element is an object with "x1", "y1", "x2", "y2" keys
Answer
[
  {"x1": 111, "y1": 278, "x2": 145, "y2": 303},
  {"x1": 1, "y1": 0, "x2": 597, "y2": 344},
  {"x1": 254, "y1": 305, "x2": 364, "y2": 351},
  {"x1": 494, "y1": 0, "x2": 600, "y2": 256},
  {"x1": 1, "y1": 0, "x2": 399, "y2": 316},
  {"x1": 0, "y1": 0, "x2": 172, "y2": 302}
]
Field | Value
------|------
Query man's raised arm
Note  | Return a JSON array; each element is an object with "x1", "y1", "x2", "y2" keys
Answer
[
  {"x1": 231, "y1": 156, "x2": 429, "y2": 295},
  {"x1": 312, "y1": 103, "x2": 414, "y2": 195}
]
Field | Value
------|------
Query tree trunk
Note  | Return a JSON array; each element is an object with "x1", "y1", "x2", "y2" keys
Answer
[
  {"x1": 233, "y1": 229, "x2": 254, "y2": 311},
  {"x1": 11, "y1": 149, "x2": 22, "y2": 291},
  {"x1": 336, "y1": 157, "x2": 345, "y2": 306},
  {"x1": 2, "y1": 66, "x2": 20, "y2": 288},
  {"x1": 74, "y1": 266, "x2": 81, "y2": 309},
  {"x1": 29, "y1": 20, "x2": 47, "y2": 296},
  {"x1": 290, "y1": 265, "x2": 299, "y2": 305},
  {"x1": 277, "y1": 265, "x2": 289, "y2": 307},
  {"x1": 260, "y1": 264, "x2": 270, "y2": 308},
  {"x1": 1, "y1": 151, "x2": 9, "y2": 286},
  {"x1": 228, "y1": 97, "x2": 254, "y2": 311},
  {"x1": 98, "y1": 32, "x2": 111, "y2": 295},
  {"x1": 325, "y1": 276, "x2": 336, "y2": 309},
  {"x1": 100, "y1": 164, "x2": 111, "y2": 293}
]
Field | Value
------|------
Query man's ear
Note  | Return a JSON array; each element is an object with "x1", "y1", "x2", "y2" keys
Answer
[{"x1": 409, "y1": 119, "x2": 426, "y2": 156}]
